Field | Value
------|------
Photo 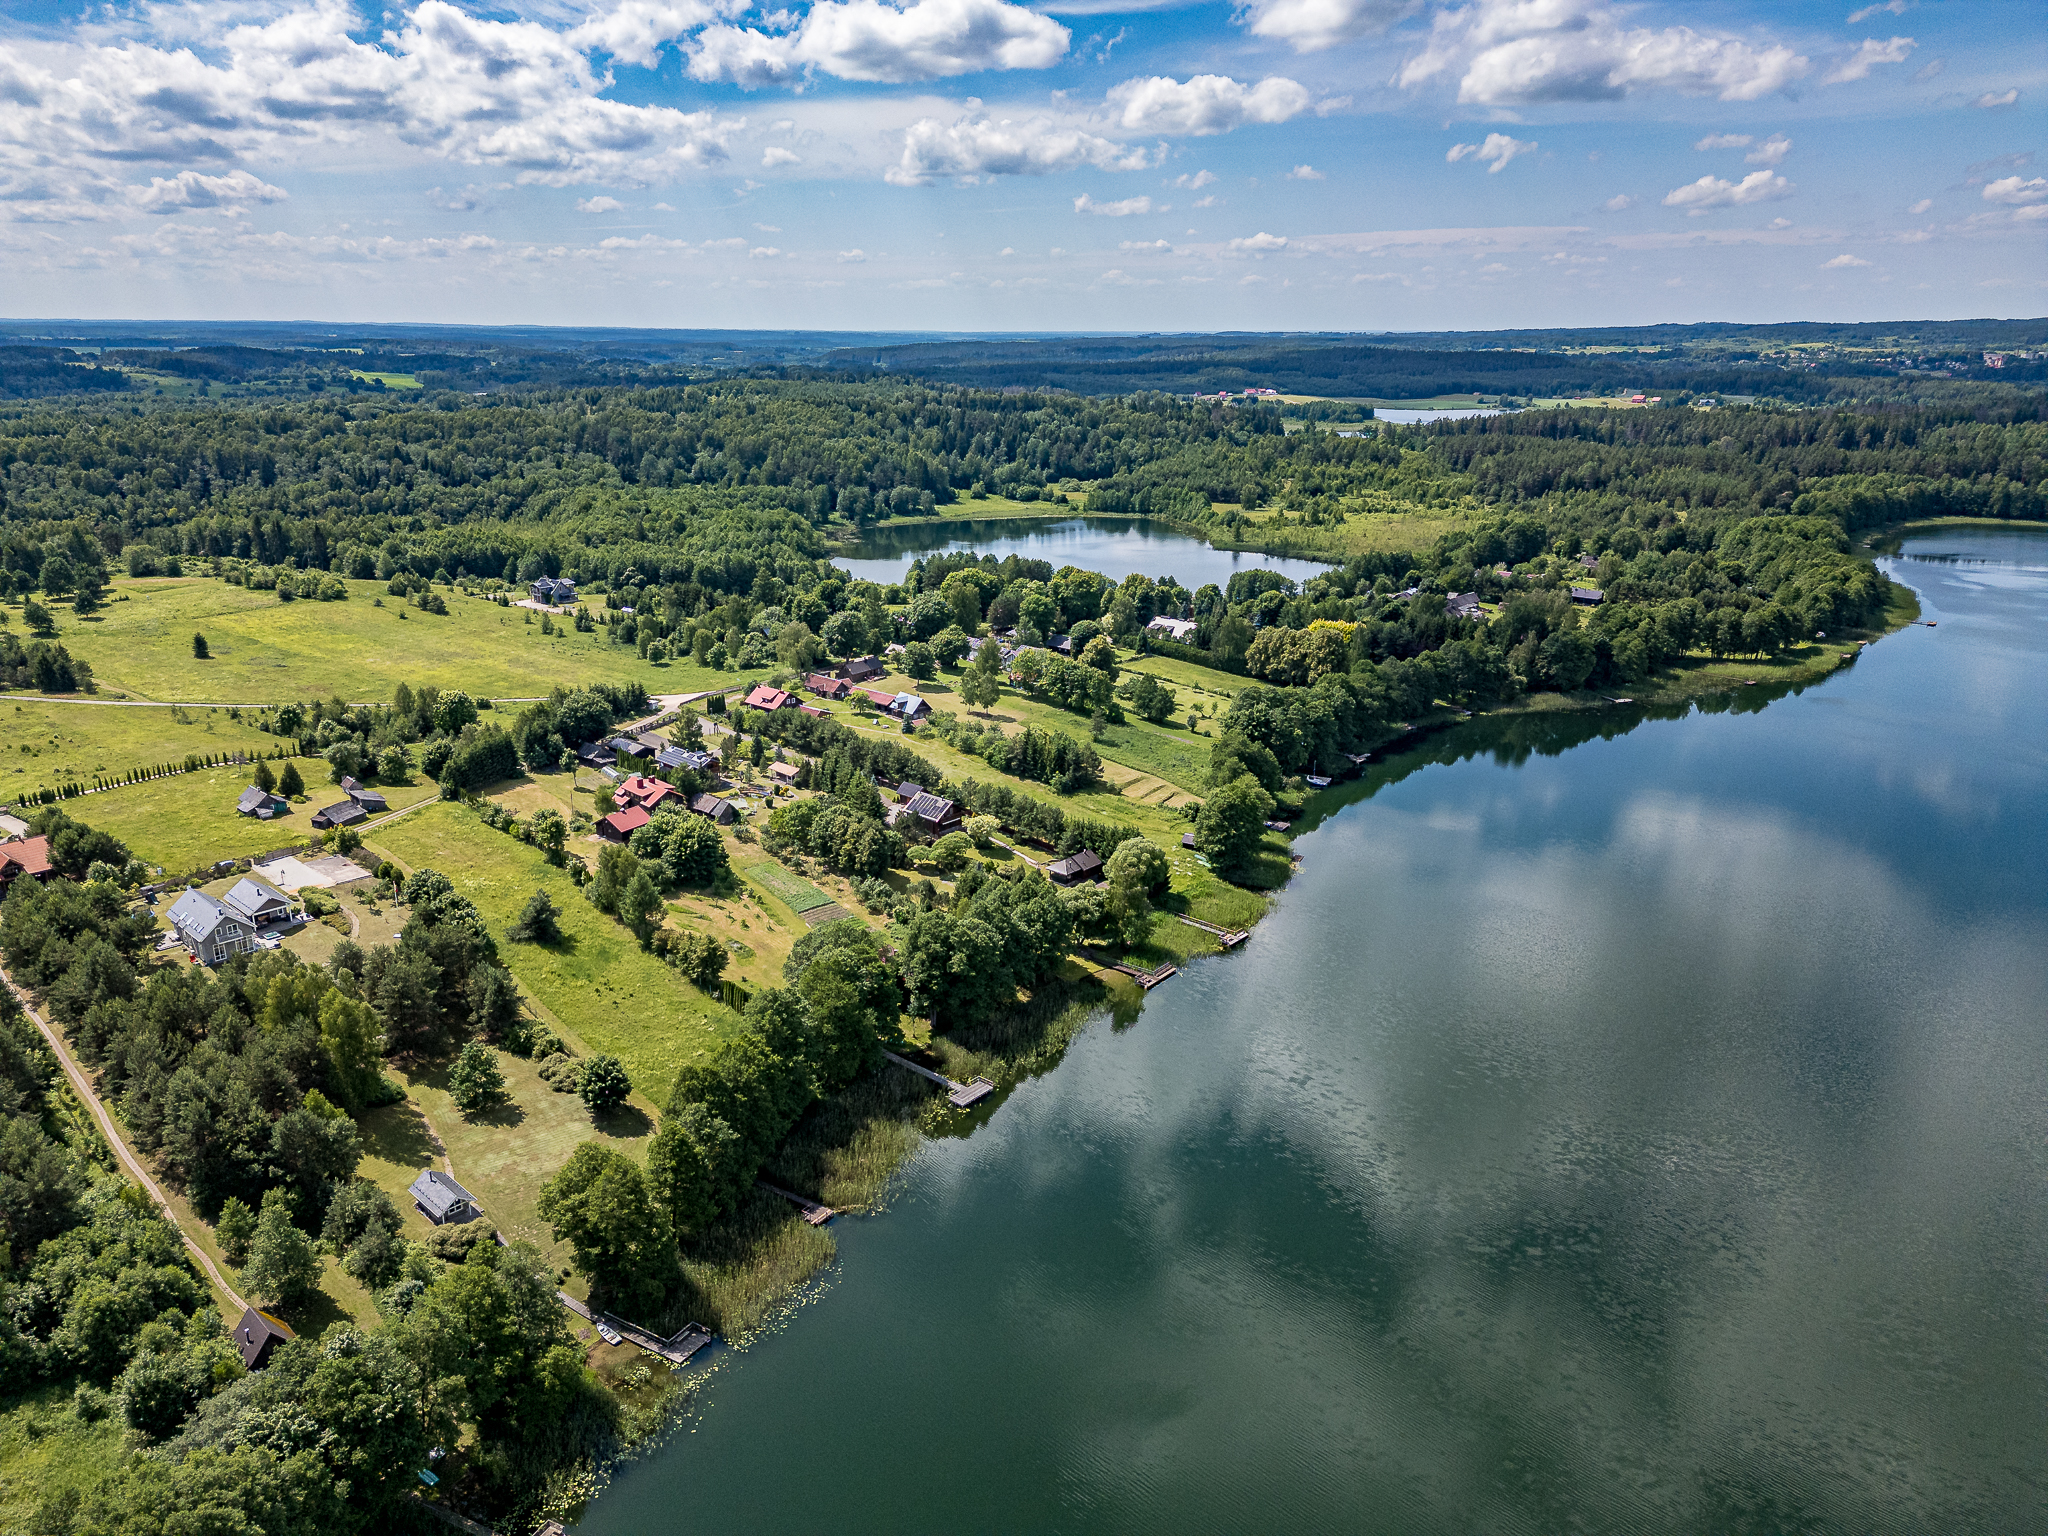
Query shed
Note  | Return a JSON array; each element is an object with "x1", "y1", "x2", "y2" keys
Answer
[
  {"x1": 769, "y1": 762, "x2": 801, "y2": 786},
  {"x1": 840, "y1": 656, "x2": 883, "y2": 683},
  {"x1": 1047, "y1": 849, "x2": 1104, "y2": 885},
  {"x1": 689, "y1": 793, "x2": 737, "y2": 825},
  {"x1": 346, "y1": 786, "x2": 388, "y2": 812},
  {"x1": 1569, "y1": 586, "x2": 1606, "y2": 606},
  {"x1": 236, "y1": 786, "x2": 288, "y2": 819},
  {"x1": 409, "y1": 1168, "x2": 479, "y2": 1225},
  {"x1": 576, "y1": 742, "x2": 617, "y2": 769},
  {"x1": 310, "y1": 801, "x2": 366, "y2": 831},
  {"x1": 233, "y1": 1306, "x2": 295, "y2": 1370}
]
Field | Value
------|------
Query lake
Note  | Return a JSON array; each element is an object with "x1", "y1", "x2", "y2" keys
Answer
[
  {"x1": 579, "y1": 526, "x2": 2047, "y2": 1535},
  {"x1": 829, "y1": 516, "x2": 1335, "y2": 591}
]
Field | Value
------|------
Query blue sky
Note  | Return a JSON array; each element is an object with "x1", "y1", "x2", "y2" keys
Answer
[{"x1": 0, "y1": 0, "x2": 2041, "y2": 328}]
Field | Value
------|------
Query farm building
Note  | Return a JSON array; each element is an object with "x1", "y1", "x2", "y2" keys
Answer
[{"x1": 236, "y1": 786, "x2": 289, "y2": 819}]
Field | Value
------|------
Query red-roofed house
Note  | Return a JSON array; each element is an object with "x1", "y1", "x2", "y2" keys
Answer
[
  {"x1": 859, "y1": 688, "x2": 897, "y2": 707},
  {"x1": 598, "y1": 805, "x2": 651, "y2": 842},
  {"x1": 798, "y1": 704, "x2": 828, "y2": 719},
  {"x1": 805, "y1": 674, "x2": 851, "y2": 700},
  {"x1": 0, "y1": 836, "x2": 52, "y2": 888},
  {"x1": 743, "y1": 684, "x2": 793, "y2": 712},
  {"x1": 614, "y1": 775, "x2": 680, "y2": 813}
]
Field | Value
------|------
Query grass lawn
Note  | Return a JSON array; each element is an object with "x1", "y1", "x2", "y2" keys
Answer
[
  {"x1": 1122, "y1": 652, "x2": 1250, "y2": 701},
  {"x1": 0, "y1": 699, "x2": 279, "y2": 802},
  {"x1": 78, "y1": 766, "x2": 437, "y2": 876},
  {"x1": 350, "y1": 371, "x2": 421, "y2": 389},
  {"x1": 366, "y1": 802, "x2": 742, "y2": 1098},
  {"x1": 19, "y1": 579, "x2": 771, "y2": 705},
  {"x1": 0, "y1": 1383, "x2": 127, "y2": 1531}
]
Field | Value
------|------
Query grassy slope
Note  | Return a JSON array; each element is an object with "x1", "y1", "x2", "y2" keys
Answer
[
  {"x1": 366, "y1": 802, "x2": 743, "y2": 1098},
  {"x1": 19, "y1": 579, "x2": 764, "y2": 705},
  {"x1": 78, "y1": 768, "x2": 439, "y2": 875},
  {"x1": 1, "y1": 699, "x2": 278, "y2": 800},
  {"x1": 0, "y1": 1384, "x2": 128, "y2": 1531}
]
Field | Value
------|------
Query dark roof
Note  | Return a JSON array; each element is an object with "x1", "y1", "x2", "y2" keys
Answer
[
  {"x1": 347, "y1": 787, "x2": 387, "y2": 809},
  {"x1": 1569, "y1": 586, "x2": 1606, "y2": 604},
  {"x1": 233, "y1": 1306, "x2": 294, "y2": 1370},
  {"x1": 1047, "y1": 849, "x2": 1104, "y2": 881},
  {"x1": 896, "y1": 781, "x2": 924, "y2": 799},
  {"x1": 689, "y1": 793, "x2": 735, "y2": 822},
  {"x1": 577, "y1": 742, "x2": 617, "y2": 765},
  {"x1": 409, "y1": 1168, "x2": 477, "y2": 1221},
  {"x1": 842, "y1": 656, "x2": 883, "y2": 680},
  {"x1": 312, "y1": 801, "x2": 366, "y2": 828},
  {"x1": 168, "y1": 888, "x2": 247, "y2": 942},
  {"x1": 905, "y1": 792, "x2": 958, "y2": 825},
  {"x1": 236, "y1": 785, "x2": 285, "y2": 815}
]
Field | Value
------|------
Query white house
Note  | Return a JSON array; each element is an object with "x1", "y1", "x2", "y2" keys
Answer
[
  {"x1": 1146, "y1": 616, "x2": 1198, "y2": 642},
  {"x1": 168, "y1": 890, "x2": 257, "y2": 966}
]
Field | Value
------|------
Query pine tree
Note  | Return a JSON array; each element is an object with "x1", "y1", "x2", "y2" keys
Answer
[{"x1": 279, "y1": 760, "x2": 305, "y2": 798}]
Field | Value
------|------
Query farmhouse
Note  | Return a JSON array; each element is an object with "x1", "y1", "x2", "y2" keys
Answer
[
  {"x1": 1046, "y1": 849, "x2": 1104, "y2": 885},
  {"x1": 805, "y1": 673, "x2": 851, "y2": 700},
  {"x1": 221, "y1": 877, "x2": 292, "y2": 929},
  {"x1": 743, "y1": 684, "x2": 794, "y2": 712},
  {"x1": 232, "y1": 1306, "x2": 294, "y2": 1371},
  {"x1": 613, "y1": 774, "x2": 679, "y2": 813},
  {"x1": 310, "y1": 801, "x2": 367, "y2": 831},
  {"x1": 839, "y1": 656, "x2": 884, "y2": 684},
  {"x1": 1146, "y1": 616, "x2": 1198, "y2": 642},
  {"x1": 168, "y1": 889, "x2": 257, "y2": 965},
  {"x1": 409, "y1": 1168, "x2": 479, "y2": 1225},
  {"x1": 1569, "y1": 586, "x2": 1606, "y2": 606},
  {"x1": 236, "y1": 786, "x2": 289, "y2": 819},
  {"x1": 0, "y1": 836, "x2": 52, "y2": 889}
]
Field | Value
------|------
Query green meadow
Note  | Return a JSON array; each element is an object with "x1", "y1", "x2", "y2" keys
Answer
[{"x1": 2, "y1": 698, "x2": 278, "y2": 800}]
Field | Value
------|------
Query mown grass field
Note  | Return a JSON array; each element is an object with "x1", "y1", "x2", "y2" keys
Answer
[
  {"x1": 2, "y1": 699, "x2": 279, "y2": 800},
  {"x1": 367, "y1": 802, "x2": 742, "y2": 1098},
  {"x1": 22, "y1": 579, "x2": 766, "y2": 705},
  {"x1": 78, "y1": 765, "x2": 438, "y2": 875}
]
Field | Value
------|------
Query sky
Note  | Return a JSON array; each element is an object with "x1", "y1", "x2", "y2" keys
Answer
[{"x1": 0, "y1": 0, "x2": 2042, "y2": 330}]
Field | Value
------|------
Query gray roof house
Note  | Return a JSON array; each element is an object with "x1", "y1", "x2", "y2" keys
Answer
[
  {"x1": 236, "y1": 785, "x2": 288, "y2": 819},
  {"x1": 1047, "y1": 849, "x2": 1105, "y2": 885},
  {"x1": 345, "y1": 785, "x2": 387, "y2": 813},
  {"x1": 232, "y1": 1306, "x2": 294, "y2": 1370},
  {"x1": 530, "y1": 576, "x2": 577, "y2": 606},
  {"x1": 410, "y1": 1168, "x2": 480, "y2": 1225},
  {"x1": 689, "y1": 792, "x2": 737, "y2": 825},
  {"x1": 657, "y1": 745, "x2": 716, "y2": 775},
  {"x1": 310, "y1": 800, "x2": 367, "y2": 831},
  {"x1": 221, "y1": 877, "x2": 292, "y2": 929},
  {"x1": 576, "y1": 741, "x2": 617, "y2": 768},
  {"x1": 1444, "y1": 592, "x2": 1485, "y2": 619},
  {"x1": 168, "y1": 889, "x2": 258, "y2": 966}
]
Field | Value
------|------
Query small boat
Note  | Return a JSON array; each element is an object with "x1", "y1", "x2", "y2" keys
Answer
[
  {"x1": 596, "y1": 1323, "x2": 623, "y2": 1346},
  {"x1": 1743, "y1": 679, "x2": 1759, "y2": 686}
]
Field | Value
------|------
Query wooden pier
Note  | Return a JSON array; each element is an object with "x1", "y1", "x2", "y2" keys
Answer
[
  {"x1": 557, "y1": 1290, "x2": 714, "y2": 1366},
  {"x1": 1176, "y1": 915, "x2": 1248, "y2": 949},
  {"x1": 759, "y1": 1181, "x2": 836, "y2": 1225},
  {"x1": 882, "y1": 1049, "x2": 997, "y2": 1108},
  {"x1": 1080, "y1": 948, "x2": 1180, "y2": 989}
]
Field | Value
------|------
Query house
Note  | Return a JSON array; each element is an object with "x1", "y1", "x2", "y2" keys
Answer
[
  {"x1": 655, "y1": 745, "x2": 716, "y2": 775},
  {"x1": 1444, "y1": 592, "x2": 1484, "y2": 620},
  {"x1": 886, "y1": 692, "x2": 930, "y2": 722},
  {"x1": 604, "y1": 735, "x2": 650, "y2": 759},
  {"x1": 409, "y1": 1168, "x2": 479, "y2": 1225},
  {"x1": 1050, "y1": 634, "x2": 1074, "y2": 655},
  {"x1": 310, "y1": 801, "x2": 366, "y2": 831},
  {"x1": 576, "y1": 741, "x2": 616, "y2": 769},
  {"x1": 769, "y1": 762, "x2": 801, "y2": 787},
  {"x1": 613, "y1": 774, "x2": 679, "y2": 813},
  {"x1": 860, "y1": 688, "x2": 899, "y2": 708},
  {"x1": 236, "y1": 786, "x2": 289, "y2": 819},
  {"x1": 839, "y1": 656, "x2": 884, "y2": 684},
  {"x1": 232, "y1": 1306, "x2": 294, "y2": 1370},
  {"x1": 598, "y1": 805, "x2": 651, "y2": 841},
  {"x1": 690, "y1": 792, "x2": 737, "y2": 825},
  {"x1": 895, "y1": 781, "x2": 924, "y2": 801},
  {"x1": 1147, "y1": 616, "x2": 1198, "y2": 642},
  {"x1": 798, "y1": 704, "x2": 828, "y2": 719},
  {"x1": 221, "y1": 877, "x2": 292, "y2": 929},
  {"x1": 1569, "y1": 586, "x2": 1606, "y2": 606},
  {"x1": 346, "y1": 785, "x2": 387, "y2": 813},
  {"x1": 1046, "y1": 849, "x2": 1104, "y2": 885},
  {"x1": 168, "y1": 889, "x2": 257, "y2": 965},
  {"x1": 0, "y1": 836, "x2": 52, "y2": 889},
  {"x1": 901, "y1": 792, "x2": 960, "y2": 833},
  {"x1": 806, "y1": 673, "x2": 851, "y2": 700},
  {"x1": 1578, "y1": 553, "x2": 1600, "y2": 571},
  {"x1": 530, "y1": 575, "x2": 577, "y2": 606},
  {"x1": 743, "y1": 684, "x2": 793, "y2": 712}
]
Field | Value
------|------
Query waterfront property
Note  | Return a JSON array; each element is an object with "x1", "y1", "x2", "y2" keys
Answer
[{"x1": 1146, "y1": 616, "x2": 1198, "y2": 642}]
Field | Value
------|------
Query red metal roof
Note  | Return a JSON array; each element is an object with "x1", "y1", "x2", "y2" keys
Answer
[
  {"x1": 599, "y1": 806, "x2": 651, "y2": 838},
  {"x1": 744, "y1": 685, "x2": 791, "y2": 710}
]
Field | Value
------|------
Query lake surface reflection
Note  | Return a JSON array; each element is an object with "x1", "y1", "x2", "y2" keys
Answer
[
  {"x1": 579, "y1": 528, "x2": 2048, "y2": 1536},
  {"x1": 829, "y1": 516, "x2": 1335, "y2": 591}
]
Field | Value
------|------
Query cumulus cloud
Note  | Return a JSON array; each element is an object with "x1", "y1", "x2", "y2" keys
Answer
[
  {"x1": 887, "y1": 112, "x2": 1148, "y2": 184},
  {"x1": 1745, "y1": 134, "x2": 1791, "y2": 165},
  {"x1": 1846, "y1": 0, "x2": 1909, "y2": 20},
  {"x1": 576, "y1": 195, "x2": 625, "y2": 212},
  {"x1": 1821, "y1": 252, "x2": 1870, "y2": 266},
  {"x1": 1285, "y1": 163, "x2": 1323, "y2": 179},
  {"x1": 1662, "y1": 169, "x2": 1792, "y2": 210},
  {"x1": 687, "y1": 0, "x2": 1069, "y2": 86},
  {"x1": 762, "y1": 146, "x2": 801, "y2": 166},
  {"x1": 1824, "y1": 35, "x2": 1914, "y2": 83},
  {"x1": 565, "y1": 0, "x2": 722, "y2": 68},
  {"x1": 838, "y1": 247, "x2": 866, "y2": 260},
  {"x1": 1228, "y1": 230, "x2": 1287, "y2": 250},
  {"x1": 1169, "y1": 170, "x2": 1217, "y2": 189},
  {"x1": 1074, "y1": 191, "x2": 1152, "y2": 214},
  {"x1": 427, "y1": 183, "x2": 493, "y2": 210},
  {"x1": 127, "y1": 168, "x2": 288, "y2": 213},
  {"x1": 1982, "y1": 175, "x2": 2048, "y2": 204},
  {"x1": 1694, "y1": 133, "x2": 1752, "y2": 150},
  {"x1": 1603, "y1": 192, "x2": 1634, "y2": 211},
  {"x1": 1237, "y1": 0, "x2": 1419, "y2": 53},
  {"x1": 1399, "y1": 0, "x2": 1809, "y2": 105},
  {"x1": 1907, "y1": 197, "x2": 1932, "y2": 213},
  {"x1": 1975, "y1": 88, "x2": 2019, "y2": 107},
  {"x1": 1447, "y1": 132, "x2": 1536, "y2": 172},
  {"x1": 1119, "y1": 237, "x2": 1170, "y2": 250},
  {"x1": 1103, "y1": 73, "x2": 1312, "y2": 135},
  {"x1": 748, "y1": 244, "x2": 781, "y2": 256}
]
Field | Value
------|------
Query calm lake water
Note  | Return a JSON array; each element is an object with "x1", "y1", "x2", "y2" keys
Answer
[
  {"x1": 829, "y1": 516, "x2": 1335, "y2": 591},
  {"x1": 581, "y1": 527, "x2": 2048, "y2": 1535}
]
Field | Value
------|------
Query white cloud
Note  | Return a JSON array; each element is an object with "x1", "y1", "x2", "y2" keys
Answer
[
  {"x1": 1915, "y1": 57, "x2": 1943, "y2": 80},
  {"x1": 1228, "y1": 230, "x2": 1287, "y2": 250},
  {"x1": 1237, "y1": 0, "x2": 1419, "y2": 53},
  {"x1": 1103, "y1": 73, "x2": 1311, "y2": 135},
  {"x1": 576, "y1": 195, "x2": 626, "y2": 212},
  {"x1": 838, "y1": 247, "x2": 866, "y2": 260},
  {"x1": 1846, "y1": 0, "x2": 1909, "y2": 21},
  {"x1": 888, "y1": 112, "x2": 1148, "y2": 184},
  {"x1": 1662, "y1": 169, "x2": 1792, "y2": 210},
  {"x1": 1822, "y1": 252, "x2": 1870, "y2": 266},
  {"x1": 1745, "y1": 134, "x2": 1791, "y2": 165},
  {"x1": 1074, "y1": 192, "x2": 1152, "y2": 215},
  {"x1": 130, "y1": 168, "x2": 289, "y2": 213},
  {"x1": 1447, "y1": 133, "x2": 1536, "y2": 173},
  {"x1": 1765, "y1": 216, "x2": 1792, "y2": 229},
  {"x1": 1694, "y1": 133, "x2": 1752, "y2": 150},
  {"x1": 1824, "y1": 35, "x2": 1913, "y2": 84},
  {"x1": 1400, "y1": 0, "x2": 1809, "y2": 105},
  {"x1": 1982, "y1": 175, "x2": 2048, "y2": 204},
  {"x1": 1907, "y1": 197, "x2": 1932, "y2": 213},
  {"x1": 2014, "y1": 204, "x2": 2048, "y2": 223},
  {"x1": 566, "y1": 0, "x2": 722, "y2": 68},
  {"x1": 1286, "y1": 163, "x2": 1324, "y2": 180},
  {"x1": 749, "y1": 244, "x2": 782, "y2": 256},
  {"x1": 1975, "y1": 89, "x2": 2019, "y2": 108},
  {"x1": 687, "y1": 0, "x2": 1069, "y2": 86},
  {"x1": 1119, "y1": 238, "x2": 1170, "y2": 250},
  {"x1": 1603, "y1": 192, "x2": 1635, "y2": 211},
  {"x1": 1169, "y1": 170, "x2": 1218, "y2": 189},
  {"x1": 762, "y1": 146, "x2": 801, "y2": 166},
  {"x1": 1193, "y1": 193, "x2": 1220, "y2": 206},
  {"x1": 427, "y1": 184, "x2": 492, "y2": 210},
  {"x1": 754, "y1": 221, "x2": 781, "y2": 230}
]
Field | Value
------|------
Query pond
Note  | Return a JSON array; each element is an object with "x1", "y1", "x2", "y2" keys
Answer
[
  {"x1": 828, "y1": 516, "x2": 1336, "y2": 591},
  {"x1": 577, "y1": 525, "x2": 2047, "y2": 1535}
]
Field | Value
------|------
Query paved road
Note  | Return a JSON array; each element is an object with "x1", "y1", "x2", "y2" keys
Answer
[{"x1": 2, "y1": 965, "x2": 248, "y2": 1316}]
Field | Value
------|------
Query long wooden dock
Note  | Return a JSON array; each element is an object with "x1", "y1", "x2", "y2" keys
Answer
[
  {"x1": 1080, "y1": 947, "x2": 1180, "y2": 989},
  {"x1": 759, "y1": 1181, "x2": 836, "y2": 1225},
  {"x1": 1176, "y1": 915, "x2": 1248, "y2": 949},
  {"x1": 882, "y1": 1049, "x2": 997, "y2": 1108},
  {"x1": 557, "y1": 1291, "x2": 713, "y2": 1366}
]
